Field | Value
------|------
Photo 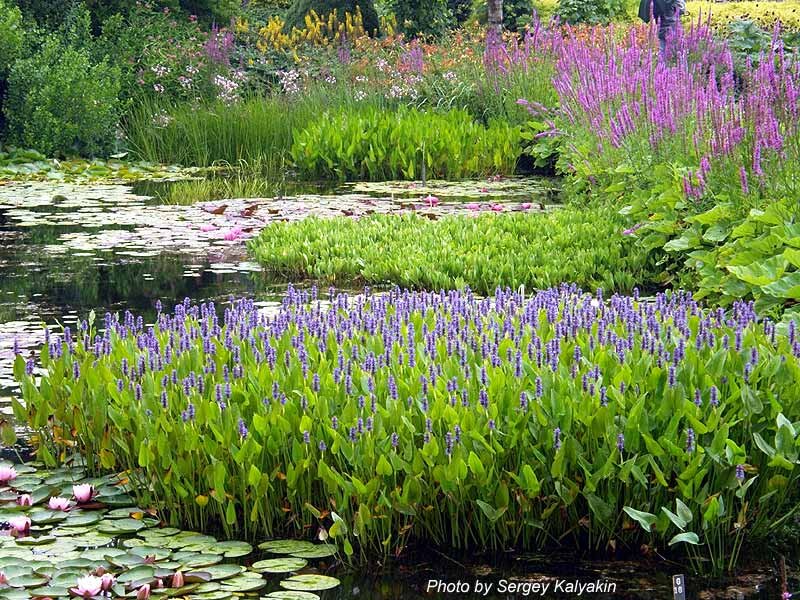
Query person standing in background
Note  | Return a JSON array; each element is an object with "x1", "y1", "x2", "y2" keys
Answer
[{"x1": 639, "y1": 0, "x2": 685, "y2": 54}]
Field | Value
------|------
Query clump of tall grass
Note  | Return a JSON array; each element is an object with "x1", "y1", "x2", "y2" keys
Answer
[{"x1": 124, "y1": 89, "x2": 393, "y2": 168}]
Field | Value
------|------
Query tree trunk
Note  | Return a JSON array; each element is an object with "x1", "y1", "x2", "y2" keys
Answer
[{"x1": 487, "y1": 0, "x2": 503, "y2": 32}]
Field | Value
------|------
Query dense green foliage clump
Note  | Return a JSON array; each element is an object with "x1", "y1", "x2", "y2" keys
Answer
[
  {"x1": 249, "y1": 205, "x2": 654, "y2": 293},
  {"x1": 556, "y1": 0, "x2": 628, "y2": 24},
  {"x1": 291, "y1": 107, "x2": 520, "y2": 180},
  {"x1": 4, "y1": 11, "x2": 122, "y2": 156}
]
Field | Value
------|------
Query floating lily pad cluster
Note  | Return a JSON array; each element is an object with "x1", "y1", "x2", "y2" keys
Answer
[
  {"x1": 0, "y1": 463, "x2": 340, "y2": 600},
  {"x1": 0, "y1": 149, "x2": 201, "y2": 183}
]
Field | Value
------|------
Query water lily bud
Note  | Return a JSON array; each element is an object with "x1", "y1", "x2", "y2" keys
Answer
[
  {"x1": 16, "y1": 494, "x2": 32, "y2": 506},
  {"x1": 100, "y1": 573, "x2": 115, "y2": 591},
  {"x1": 171, "y1": 572, "x2": 184, "y2": 588},
  {"x1": 0, "y1": 465, "x2": 17, "y2": 484},
  {"x1": 136, "y1": 584, "x2": 151, "y2": 600},
  {"x1": 8, "y1": 515, "x2": 31, "y2": 535}
]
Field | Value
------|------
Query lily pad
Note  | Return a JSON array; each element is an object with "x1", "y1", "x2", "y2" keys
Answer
[
  {"x1": 197, "y1": 564, "x2": 244, "y2": 581},
  {"x1": 289, "y1": 545, "x2": 337, "y2": 559},
  {"x1": 257, "y1": 540, "x2": 316, "y2": 555},
  {"x1": 263, "y1": 593, "x2": 321, "y2": 600},
  {"x1": 213, "y1": 540, "x2": 252, "y2": 558},
  {"x1": 279, "y1": 575, "x2": 340, "y2": 592},
  {"x1": 220, "y1": 574, "x2": 266, "y2": 592},
  {"x1": 251, "y1": 558, "x2": 308, "y2": 574},
  {"x1": 97, "y1": 517, "x2": 146, "y2": 534}
]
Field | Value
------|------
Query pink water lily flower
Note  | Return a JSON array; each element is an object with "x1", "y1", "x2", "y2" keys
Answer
[
  {"x1": 72, "y1": 484, "x2": 94, "y2": 503},
  {"x1": 520, "y1": 202, "x2": 532, "y2": 210},
  {"x1": 0, "y1": 571, "x2": 8, "y2": 585},
  {"x1": 8, "y1": 516, "x2": 30, "y2": 535},
  {"x1": 0, "y1": 466, "x2": 17, "y2": 484},
  {"x1": 136, "y1": 584, "x2": 151, "y2": 600},
  {"x1": 466, "y1": 203, "x2": 480, "y2": 211},
  {"x1": 199, "y1": 223, "x2": 217, "y2": 232},
  {"x1": 70, "y1": 575, "x2": 103, "y2": 598},
  {"x1": 479, "y1": 187, "x2": 489, "y2": 193},
  {"x1": 423, "y1": 194, "x2": 439, "y2": 207},
  {"x1": 16, "y1": 494, "x2": 32, "y2": 506},
  {"x1": 490, "y1": 204, "x2": 504, "y2": 212},
  {"x1": 223, "y1": 227, "x2": 243, "y2": 241},
  {"x1": 48, "y1": 496, "x2": 71, "y2": 511}
]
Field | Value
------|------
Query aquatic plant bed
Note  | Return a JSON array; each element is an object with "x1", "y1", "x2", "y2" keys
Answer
[
  {"x1": 0, "y1": 149, "x2": 202, "y2": 183},
  {"x1": 249, "y1": 205, "x2": 653, "y2": 294},
  {"x1": 0, "y1": 462, "x2": 342, "y2": 600},
  {"x1": 13, "y1": 285, "x2": 800, "y2": 574}
]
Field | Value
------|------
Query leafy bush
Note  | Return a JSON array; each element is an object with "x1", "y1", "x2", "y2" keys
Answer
[
  {"x1": 284, "y1": 0, "x2": 380, "y2": 34},
  {"x1": 388, "y1": 0, "x2": 453, "y2": 37},
  {"x1": 0, "y1": 0, "x2": 23, "y2": 77},
  {"x1": 16, "y1": 282, "x2": 800, "y2": 573},
  {"x1": 291, "y1": 106, "x2": 520, "y2": 180},
  {"x1": 249, "y1": 205, "x2": 654, "y2": 293},
  {"x1": 3, "y1": 33, "x2": 122, "y2": 156},
  {"x1": 448, "y1": 0, "x2": 473, "y2": 24},
  {"x1": 472, "y1": 0, "x2": 536, "y2": 30},
  {"x1": 0, "y1": 0, "x2": 24, "y2": 132},
  {"x1": 97, "y1": 2, "x2": 222, "y2": 105},
  {"x1": 556, "y1": 0, "x2": 627, "y2": 24}
]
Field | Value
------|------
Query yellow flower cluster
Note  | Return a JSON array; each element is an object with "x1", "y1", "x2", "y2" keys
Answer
[
  {"x1": 684, "y1": 1, "x2": 800, "y2": 31},
  {"x1": 254, "y1": 7, "x2": 394, "y2": 52}
]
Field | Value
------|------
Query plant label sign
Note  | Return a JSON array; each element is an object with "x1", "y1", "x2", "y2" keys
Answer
[{"x1": 673, "y1": 575, "x2": 686, "y2": 600}]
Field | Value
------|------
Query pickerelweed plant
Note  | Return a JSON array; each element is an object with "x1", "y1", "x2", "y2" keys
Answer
[{"x1": 14, "y1": 286, "x2": 800, "y2": 574}]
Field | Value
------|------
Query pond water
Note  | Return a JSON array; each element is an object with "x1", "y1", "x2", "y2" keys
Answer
[{"x1": 0, "y1": 176, "x2": 794, "y2": 599}]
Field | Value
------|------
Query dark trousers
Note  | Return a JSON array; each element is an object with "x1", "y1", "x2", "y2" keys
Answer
[{"x1": 656, "y1": 4, "x2": 680, "y2": 54}]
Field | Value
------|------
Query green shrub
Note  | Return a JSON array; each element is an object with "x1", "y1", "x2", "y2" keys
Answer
[
  {"x1": 0, "y1": 0, "x2": 24, "y2": 132},
  {"x1": 388, "y1": 0, "x2": 453, "y2": 37},
  {"x1": 448, "y1": 0, "x2": 472, "y2": 24},
  {"x1": 290, "y1": 106, "x2": 520, "y2": 180},
  {"x1": 284, "y1": 0, "x2": 380, "y2": 34},
  {"x1": 0, "y1": 0, "x2": 24, "y2": 77},
  {"x1": 249, "y1": 205, "x2": 655, "y2": 293},
  {"x1": 4, "y1": 34, "x2": 122, "y2": 156},
  {"x1": 556, "y1": 0, "x2": 627, "y2": 24}
]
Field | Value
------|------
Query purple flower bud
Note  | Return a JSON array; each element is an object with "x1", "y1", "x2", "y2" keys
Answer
[
  {"x1": 391, "y1": 432, "x2": 399, "y2": 448},
  {"x1": 303, "y1": 430, "x2": 310, "y2": 444},
  {"x1": 617, "y1": 433, "x2": 625, "y2": 452},
  {"x1": 553, "y1": 427, "x2": 561, "y2": 450},
  {"x1": 735, "y1": 464, "x2": 745, "y2": 481},
  {"x1": 238, "y1": 418, "x2": 248, "y2": 438},
  {"x1": 686, "y1": 428, "x2": 695, "y2": 453}
]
